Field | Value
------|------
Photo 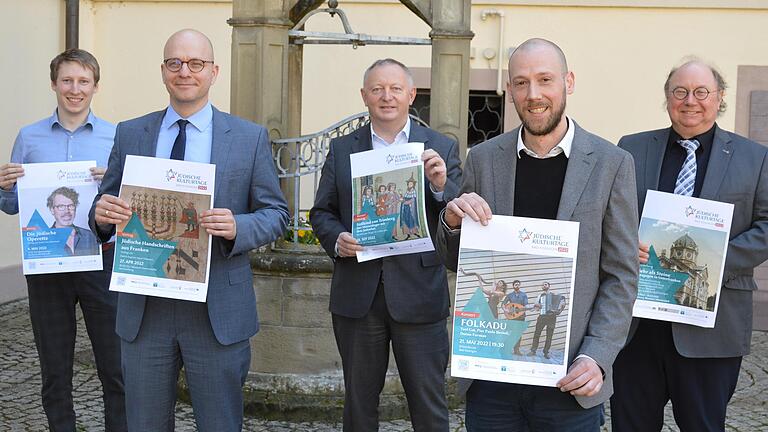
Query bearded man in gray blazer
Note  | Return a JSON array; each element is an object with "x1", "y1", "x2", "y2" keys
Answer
[
  {"x1": 611, "y1": 60, "x2": 768, "y2": 432},
  {"x1": 437, "y1": 38, "x2": 639, "y2": 431},
  {"x1": 89, "y1": 29, "x2": 288, "y2": 431}
]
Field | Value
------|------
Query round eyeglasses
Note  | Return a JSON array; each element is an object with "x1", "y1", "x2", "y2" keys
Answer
[
  {"x1": 671, "y1": 87, "x2": 714, "y2": 101},
  {"x1": 163, "y1": 58, "x2": 214, "y2": 73}
]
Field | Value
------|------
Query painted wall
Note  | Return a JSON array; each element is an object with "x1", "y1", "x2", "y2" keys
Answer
[{"x1": 0, "y1": 0, "x2": 65, "y2": 271}]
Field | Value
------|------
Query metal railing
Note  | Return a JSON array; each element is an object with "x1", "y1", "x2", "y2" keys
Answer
[{"x1": 272, "y1": 113, "x2": 427, "y2": 246}]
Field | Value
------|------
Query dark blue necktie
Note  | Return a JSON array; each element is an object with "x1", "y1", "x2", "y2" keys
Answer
[{"x1": 170, "y1": 119, "x2": 189, "y2": 161}]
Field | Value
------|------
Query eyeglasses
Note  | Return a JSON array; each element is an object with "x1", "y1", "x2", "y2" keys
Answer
[
  {"x1": 670, "y1": 87, "x2": 714, "y2": 101},
  {"x1": 53, "y1": 204, "x2": 76, "y2": 211},
  {"x1": 163, "y1": 58, "x2": 214, "y2": 73}
]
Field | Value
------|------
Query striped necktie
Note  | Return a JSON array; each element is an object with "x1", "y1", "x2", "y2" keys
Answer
[{"x1": 674, "y1": 139, "x2": 700, "y2": 196}]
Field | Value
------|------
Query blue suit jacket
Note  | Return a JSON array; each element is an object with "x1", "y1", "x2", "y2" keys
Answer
[
  {"x1": 90, "y1": 107, "x2": 289, "y2": 345},
  {"x1": 310, "y1": 122, "x2": 462, "y2": 323}
]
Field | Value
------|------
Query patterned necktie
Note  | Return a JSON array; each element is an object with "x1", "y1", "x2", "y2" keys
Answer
[
  {"x1": 674, "y1": 139, "x2": 700, "y2": 196},
  {"x1": 170, "y1": 119, "x2": 189, "y2": 161}
]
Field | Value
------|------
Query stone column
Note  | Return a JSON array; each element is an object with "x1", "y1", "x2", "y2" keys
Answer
[
  {"x1": 229, "y1": 0, "x2": 297, "y2": 214},
  {"x1": 429, "y1": 0, "x2": 473, "y2": 159}
]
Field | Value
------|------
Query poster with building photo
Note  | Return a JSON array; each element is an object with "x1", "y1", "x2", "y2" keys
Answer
[
  {"x1": 109, "y1": 155, "x2": 214, "y2": 302},
  {"x1": 451, "y1": 216, "x2": 578, "y2": 387},
  {"x1": 634, "y1": 190, "x2": 733, "y2": 328},
  {"x1": 17, "y1": 161, "x2": 103, "y2": 274},
  {"x1": 350, "y1": 142, "x2": 433, "y2": 262}
]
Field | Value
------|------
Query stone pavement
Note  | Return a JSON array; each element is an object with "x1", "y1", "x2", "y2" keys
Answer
[{"x1": 1, "y1": 298, "x2": 766, "y2": 431}]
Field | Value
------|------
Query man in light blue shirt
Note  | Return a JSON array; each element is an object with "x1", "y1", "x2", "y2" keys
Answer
[{"x1": 0, "y1": 49, "x2": 126, "y2": 431}]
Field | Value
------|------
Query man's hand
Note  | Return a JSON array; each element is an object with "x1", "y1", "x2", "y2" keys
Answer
[
  {"x1": 201, "y1": 208, "x2": 237, "y2": 240},
  {"x1": 444, "y1": 192, "x2": 493, "y2": 229},
  {"x1": 336, "y1": 232, "x2": 363, "y2": 257},
  {"x1": 557, "y1": 357, "x2": 603, "y2": 397},
  {"x1": 90, "y1": 167, "x2": 107, "y2": 182},
  {"x1": 94, "y1": 194, "x2": 132, "y2": 226},
  {"x1": 0, "y1": 163, "x2": 24, "y2": 191},
  {"x1": 422, "y1": 149, "x2": 447, "y2": 192},
  {"x1": 639, "y1": 241, "x2": 650, "y2": 264}
]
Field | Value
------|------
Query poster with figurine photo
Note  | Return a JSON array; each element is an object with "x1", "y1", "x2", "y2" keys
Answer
[
  {"x1": 451, "y1": 216, "x2": 578, "y2": 387},
  {"x1": 350, "y1": 142, "x2": 433, "y2": 262}
]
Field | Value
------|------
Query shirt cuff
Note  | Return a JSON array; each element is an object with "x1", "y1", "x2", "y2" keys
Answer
[
  {"x1": 429, "y1": 182, "x2": 445, "y2": 202},
  {"x1": 574, "y1": 354, "x2": 605, "y2": 377},
  {"x1": 439, "y1": 208, "x2": 461, "y2": 233},
  {"x1": 334, "y1": 241, "x2": 340, "y2": 257}
]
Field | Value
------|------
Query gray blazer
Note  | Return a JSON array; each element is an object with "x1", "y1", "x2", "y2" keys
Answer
[
  {"x1": 437, "y1": 121, "x2": 639, "y2": 409},
  {"x1": 619, "y1": 125, "x2": 768, "y2": 358},
  {"x1": 89, "y1": 107, "x2": 289, "y2": 345}
]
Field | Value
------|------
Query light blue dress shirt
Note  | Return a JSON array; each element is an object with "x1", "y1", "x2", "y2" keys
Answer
[
  {"x1": 155, "y1": 103, "x2": 213, "y2": 164},
  {"x1": 0, "y1": 110, "x2": 115, "y2": 215}
]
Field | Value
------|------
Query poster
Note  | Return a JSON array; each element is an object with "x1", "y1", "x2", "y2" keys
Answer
[
  {"x1": 633, "y1": 190, "x2": 733, "y2": 328},
  {"x1": 350, "y1": 142, "x2": 434, "y2": 262},
  {"x1": 17, "y1": 161, "x2": 103, "y2": 274},
  {"x1": 109, "y1": 155, "x2": 214, "y2": 302},
  {"x1": 451, "y1": 216, "x2": 578, "y2": 387}
]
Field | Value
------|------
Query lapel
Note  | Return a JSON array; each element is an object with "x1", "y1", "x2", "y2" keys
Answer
[
  {"x1": 492, "y1": 127, "x2": 519, "y2": 215},
  {"x1": 209, "y1": 107, "x2": 233, "y2": 204},
  {"x1": 140, "y1": 110, "x2": 165, "y2": 157},
  {"x1": 699, "y1": 125, "x2": 733, "y2": 200},
  {"x1": 556, "y1": 122, "x2": 596, "y2": 220},
  {"x1": 352, "y1": 124, "x2": 373, "y2": 154},
  {"x1": 645, "y1": 128, "x2": 669, "y2": 193}
]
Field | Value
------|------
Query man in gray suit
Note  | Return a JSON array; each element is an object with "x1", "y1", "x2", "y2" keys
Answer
[
  {"x1": 611, "y1": 60, "x2": 768, "y2": 432},
  {"x1": 437, "y1": 38, "x2": 638, "y2": 431},
  {"x1": 310, "y1": 58, "x2": 462, "y2": 431},
  {"x1": 90, "y1": 29, "x2": 288, "y2": 431}
]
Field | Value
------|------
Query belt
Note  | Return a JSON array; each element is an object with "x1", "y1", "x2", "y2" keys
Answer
[{"x1": 101, "y1": 242, "x2": 114, "y2": 252}]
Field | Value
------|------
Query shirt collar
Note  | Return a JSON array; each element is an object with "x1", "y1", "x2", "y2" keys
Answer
[
  {"x1": 49, "y1": 109, "x2": 96, "y2": 131},
  {"x1": 371, "y1": 117, "x2": 411, "y2": 146},
  {"x1": 516, "y1": 116, "x2": 574, "y2": 159},
  {"x1": 162, "y1": 103, "x2": 213, "y2": 132}
]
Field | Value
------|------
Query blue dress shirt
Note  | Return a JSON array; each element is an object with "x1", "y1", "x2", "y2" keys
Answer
[
  {"x1": 155, "y1": 103, "x2": 213, "y2": 164},
  {"x1": 0, "y1": 110, "x2": 115, "y2": 215}
]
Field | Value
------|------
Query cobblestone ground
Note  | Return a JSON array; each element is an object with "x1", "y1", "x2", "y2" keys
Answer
[{"x1": 1, "y1": 298, "x2": 766, "y2": 431}]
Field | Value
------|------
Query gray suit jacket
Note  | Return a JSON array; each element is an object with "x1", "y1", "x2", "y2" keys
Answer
[
  {"x1": 437, "y1": 121, "x2": 639, "y2": 409},
  {"x1": 619, "y1": 125, "x2": 768, "y2": 358},
  {"x1": 89, "y1": 107, "x2": 289, "y2": 345}
]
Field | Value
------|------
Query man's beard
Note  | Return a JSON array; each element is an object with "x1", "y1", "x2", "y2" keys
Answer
[{"x1": 516, "y1": 94, "x2": 567, "y2": 137}]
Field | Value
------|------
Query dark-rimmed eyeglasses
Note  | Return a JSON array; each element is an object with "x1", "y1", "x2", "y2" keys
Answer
[
  {"x1": 670, "y1": 87, "x2": 714, "y2": 101},
  {"x1": 163, "y1": 58, "x2": 214, "y2": 73},
  {"x1": 53, "y1": 204, "x2": 76, "y2": 211}
]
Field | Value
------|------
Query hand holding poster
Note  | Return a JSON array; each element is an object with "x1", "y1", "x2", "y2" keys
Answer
[
  {"x1": 350, "y1": 142, "x2": 434, "y2": 262},
  {"x1": 451, "y1": 216, "x2": 578, "y2": 387},
  {"x1": 109, "y1": 155, "x2": 214, "y2": 302},
  {"x1": 17, "y1": 161, "x2": 103, "y2": 274},
  {"x1": 633, "y1": 190, "x2": 733, "y2": 327}
]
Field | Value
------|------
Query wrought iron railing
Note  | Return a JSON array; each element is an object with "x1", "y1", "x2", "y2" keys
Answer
[{"x1": 272, "y1": 113, "x2": 427, "y2": 247}]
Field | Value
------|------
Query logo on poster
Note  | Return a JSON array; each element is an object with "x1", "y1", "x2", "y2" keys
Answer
[{"x1": 684, "y1": 205, "x2": 725, "y2": 227}]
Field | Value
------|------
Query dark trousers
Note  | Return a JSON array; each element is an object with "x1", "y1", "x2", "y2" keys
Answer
[
  {"x1": 530, "y1": 313, "x2": 556, "y2": 354},
  {"x1": 512, "y1": 317, "x2": 525, "y2": 353},
  {"x1": 26, "y1": 248, "x2": 126, "y2": 432},
  {"x1": 332, "y1": 285, "x2": 449, "y2": 431},
  {"x1": 466, "y1": 380, "x2": 602, "y2": 432},
  {"x1": 611, "y1": 319, "x2": 742, "y2": 432}
]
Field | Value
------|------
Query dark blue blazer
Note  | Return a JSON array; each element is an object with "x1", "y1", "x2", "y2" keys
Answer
[{"x1": 90, "y1": 107, "x2": 289, "y2": 345}]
